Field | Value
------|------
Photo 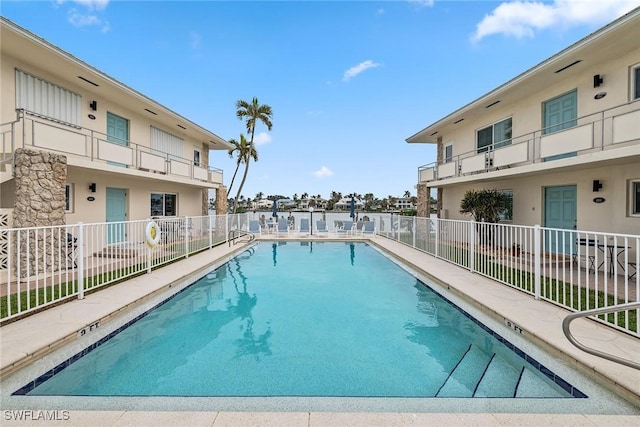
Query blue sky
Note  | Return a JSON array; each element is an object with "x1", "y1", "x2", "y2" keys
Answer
[{"x1": 2, "y1": 0, "x2": 639, "y2": 201}]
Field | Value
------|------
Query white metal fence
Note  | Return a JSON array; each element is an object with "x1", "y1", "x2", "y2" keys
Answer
[
  {"x1": 0, "y1": 214, "x2": 247, "y2": 322},
  {"x1": 375, "y1": 215, "x2": 639, "y2": 337},
  {"x1": 2, "y1": 213, "x2": 638, "y2": 336}
]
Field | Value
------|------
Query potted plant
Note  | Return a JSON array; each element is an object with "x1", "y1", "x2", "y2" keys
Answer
[{"x1": 512, "y1": 243, "x2": 521, "y2": 257}]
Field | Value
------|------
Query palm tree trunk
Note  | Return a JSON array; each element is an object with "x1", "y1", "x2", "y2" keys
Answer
[
  {"x1": 227, "y1": 162, "x2": 241, "y2": 196},
  {"x1": 233, "y1": 128, "x2": 255, "y2": 214}
]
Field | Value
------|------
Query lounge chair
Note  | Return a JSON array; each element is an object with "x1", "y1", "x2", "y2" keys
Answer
[
  {"x1": 362, "y1": 221, "x2": 375, "y2": 236},
  {"x1": 316, "y1": 220, "x2": 329, "y2": 234},
  {"x1": 248, "y1": 220, "x2": 261, "y2": 235},
  {"x1": 299, "y1": 218, "x2": 310, "y2": 235},
  {"x1": 337, "y1": 220, "x2": 354, "y2": 236},
  {"x1": 276, "y1": 220, "x2": 289, "y2": 235}
]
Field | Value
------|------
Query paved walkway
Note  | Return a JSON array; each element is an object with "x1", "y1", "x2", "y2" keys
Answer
[{"x1": 1, "y1": 234, "x2": 639, "y2": 425}]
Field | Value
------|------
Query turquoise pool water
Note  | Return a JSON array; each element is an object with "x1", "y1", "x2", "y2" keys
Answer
[{"x1": 20, "y1": 242, "x2": 583, "y2": 398}]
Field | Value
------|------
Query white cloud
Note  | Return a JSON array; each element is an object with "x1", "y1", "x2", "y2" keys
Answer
[
  {"x1": 254, "y1": 132, "x2": 272, "y2": 146},
  {"x1": 313, "y1": 166, "x2": 334, "y2": 178},
  {"x1": 56, "y1": 0, "x2": 109, "y2": 11},
  {"x1": 68, "y1": 10, "x2": 101, "y2": 27},
  {"x1": 472, "y1": 0, "x2": 640, "y2": 42},
  {"x1": 342, "y1": 60, "x2": 382, "y2": 82},
  {"x1": 409, "y1": 0, "x2": 435, "y2": 9}
]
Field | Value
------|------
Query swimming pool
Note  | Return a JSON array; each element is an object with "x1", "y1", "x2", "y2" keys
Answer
[{"x1": 15, "y1": 241, "x2": 584, "y2": 398}]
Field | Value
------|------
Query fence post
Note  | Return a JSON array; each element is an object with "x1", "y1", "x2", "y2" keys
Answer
[
  {"x1": 142, "y1": 218, "x2": 153, "y2": 274},
  {"x1": 209, "y1": 215, "x2": 213, "y2": 249},
  {"x1": 225, "y1": 214, "x2": 230, "y2": 244},
  {"x1": 77, "y1": 222, "x2": 85, "y2": 300},
  {"x1": 534, "y1": 224, "x2": 541, "y2": 300},
  {"x1": 434, "y1": 216, "x2": 439, "y2": 258},
  {"x1": 412, "y1": 216, "x2": 416, "y2": 248},
  {"x1": 469, "y1": 219, "x2": 476, "y2": 273},
  {"x1": 184, "y1": 216, "x2": 189, "y2": 258}
]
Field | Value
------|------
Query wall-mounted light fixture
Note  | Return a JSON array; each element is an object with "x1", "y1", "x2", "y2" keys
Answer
[
  {"x1": 592, "y1": 180, "x2": 603, "y2": 192},
  {"x1": 89, "y1": 100, "x2": 97, "y2": 111},
  {"x1": 593, "y1": 74, "x2": 604, "y2": 88},
  {"x1": 89, "y1": 183, "x2": 97, "y2": 193}
]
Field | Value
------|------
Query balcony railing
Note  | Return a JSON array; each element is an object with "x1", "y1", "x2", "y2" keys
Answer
[
  {"x1": 418, "y1": 101, "x2": 640, "y2": 183},
  {"x1": 0, "y1": 110, "x2": 223, "y2": 185}
]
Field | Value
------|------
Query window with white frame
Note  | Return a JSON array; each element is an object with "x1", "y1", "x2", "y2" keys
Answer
[
  {"x1": 632, "y1": 63, "x2": 640, "y2": 101},
  {"x1": 15, "y1": 69, "x2": 82, "y2": 126},
  {"x1": 630, "y1": 180, "x2": 640, "y2": 216},
  {"x1": 477, "y1": 117, "x2": 512, "y2": 153},
  {"x1": 65, "y1": 184, "x2": 74, "y2": 213},
  {"x1": 498, "y1": 189, "x2": 513, "y2": 221},
  {"x1": 150, "y1": 193, "x2": 177, "y2": 217},
  {"x1": 445, "y1": 143, "x2": 453, "y2": 163},
  {"x1": 193, "y1": 148, "x2": 201, "y2": 167}
]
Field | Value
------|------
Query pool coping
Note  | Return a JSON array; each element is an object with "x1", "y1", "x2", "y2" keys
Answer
[{"x1": 0, "y1": 235, "x2": 639, "y2": 412}]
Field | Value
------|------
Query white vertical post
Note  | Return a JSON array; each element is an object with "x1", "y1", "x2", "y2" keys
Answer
[
  {"x1": 225, "y1": 214, "x2": 229, "y2": 244},
  {"x1": 208, "y1": 215, "x2": 213, "y2": 249},
  {"x1": 77, "y1": 222, "x2": 85, "y2": 300},
  {"x1": 412, "y1": 216, "x2": 416, "y2": 248},
  {"x1": 184, "y1": 216, "x2": 189, "y2": 258},
  {"x1": 146, "y1": 218, "x2": 152, "y2": 274},
  {"x1": 534, "y1": 224, "x2": 541, "y2": 300},
  {"x1": 434, "y1": 217, "x2": 439, "y2": 258},
  {"x1": 469, "y1": 220, "x2": 476, "y2": 272}
]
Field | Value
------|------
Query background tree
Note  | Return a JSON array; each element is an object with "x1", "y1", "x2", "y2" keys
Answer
[
  {"x1": 233, "y1": 97, "x2": 273, "y2": 214},
  {"x1": 459, "y1": 189, "x2": 510, "y2": 244},
  {"x1": 226, "y1": 134, "x2": 257, "y2": 196}
]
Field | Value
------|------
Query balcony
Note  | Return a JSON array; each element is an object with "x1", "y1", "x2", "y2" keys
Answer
[
  {"x1": 0, "y1": 110, "x2": 223, "y2": 187},
  {"x1": 418, "y1": 102, "x2": 640, "y2": 185}
]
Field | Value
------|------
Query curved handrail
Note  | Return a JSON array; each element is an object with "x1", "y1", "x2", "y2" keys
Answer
[
  {"x1": 228, "y1": 228, "x2": 255, "y2": 246},
  {"x1": 562, "y1": 301, "x2": 640, "y2": 370}
]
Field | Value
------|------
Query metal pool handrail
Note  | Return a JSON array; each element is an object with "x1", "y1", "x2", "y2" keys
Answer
[
  {"x1": 228, "y1": 229, "x2": 255, "y2": 246},
  {"x1": 562, "y1": 301, "x2": 640, "y2": 370}
]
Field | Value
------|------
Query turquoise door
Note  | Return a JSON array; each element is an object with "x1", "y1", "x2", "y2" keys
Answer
[
  {"x1": 543, "y1": 90, "x2": 577, "y2": 161},
  {"x1": 544, "y1": 185, "x2": 576, "y2": 253},
  {"x1": 106, "y1": 188, "x2": 127, "y2": 243},
  {"x1": 106, "y1": 112, "x2": 129, "y2": 167}
]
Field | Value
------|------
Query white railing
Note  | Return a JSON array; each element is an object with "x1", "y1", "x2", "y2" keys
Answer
[
  {"x1": 418, "y1": 101, "x2": 640, "y2": 183},
  {"x1": 377, "y1": 215, "x2": 640, "y2": 337},
  {"x1": 0, "y1": 214, "x2": 247, "y2": 322},
  {"x1": 1, "y1": 110, "x2": 224, "y2": 185}
]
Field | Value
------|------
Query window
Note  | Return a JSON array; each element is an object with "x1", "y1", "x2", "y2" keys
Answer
[
  {"x1": 477, "y1": 118, "x2": 512, "y2": 153},
  {"x1": 65, "y1": 184, "x2": 74, "y2": 213},
  {"x1": 498, "y1": 189, "x2": 513, "y2": 221},
  {"x1": 445, "y1": 144, "x2": 453, "y2": 163},
  {"x1": 16, "y1": 69, "x2": 82, "y2": 126},
  {"x1": 151, "y1": 126, "x2": 184, "y2": 159},
  {"x1": 193, "y1": 148, "x2": 201, "y2": 167},
  {"x1": 150, "y1": 193, "x2": 177, "y2": 217},
  {"x1": 630, "y1": 180, "x2": 640, "y2": 216},
  {"x1": 632, "y1": 63, "x2": 640, "y2": 101}
]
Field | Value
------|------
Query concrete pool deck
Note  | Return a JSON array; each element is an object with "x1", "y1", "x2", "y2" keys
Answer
[{"x1": 1, "y1": 234, "x2": 639, "y2": 425}]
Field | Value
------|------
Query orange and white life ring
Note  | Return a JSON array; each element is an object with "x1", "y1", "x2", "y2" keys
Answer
[{"x1": 145, "y1": 221, "x2": 161, "y2": 247}]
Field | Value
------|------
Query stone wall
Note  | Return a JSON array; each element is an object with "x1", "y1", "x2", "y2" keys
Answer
[
  {"x1": 215, "y1": 186, "x2": 227, "y2": 215},
  {"x1": 416, "y1": 183, "x2": 430, "y2": 218},
  {"x1": 13, "y1": 148, "x2": 67, "y2": 273}
]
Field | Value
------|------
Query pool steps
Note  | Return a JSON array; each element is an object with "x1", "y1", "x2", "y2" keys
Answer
[{"x1": 436, "y1": 344, "x2": 568, "y2": 398}]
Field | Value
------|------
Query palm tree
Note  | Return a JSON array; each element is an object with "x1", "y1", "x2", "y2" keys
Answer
[
  {"x1": 404, "y1": 190, "x2": 411, "y2": 198},
  {"x1": 233, "y1": 97, "x2": 273, "y2": 214},
  {"x1": 227, "y1": 134, "x2": 257, "y2": 196}
]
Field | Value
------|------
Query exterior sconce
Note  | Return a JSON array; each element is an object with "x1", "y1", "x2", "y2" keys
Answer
[
  {"x1": 89, "y1": 100, "x2": 97, "y2": 111},
  {"x1": 89, "y1": 183, "x2": 97, "y2": 193},
  {"x1": 592, "y1": 180, "x2": 603, "y2": 192},
  {"x1": 593, "y1": 74, "x2": 603, "y2": 88}
]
